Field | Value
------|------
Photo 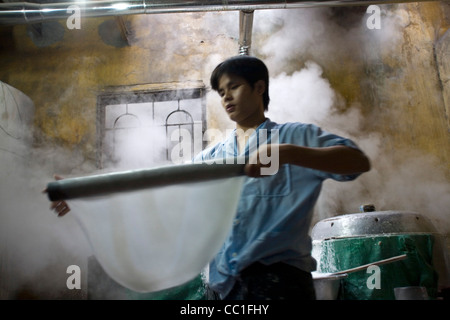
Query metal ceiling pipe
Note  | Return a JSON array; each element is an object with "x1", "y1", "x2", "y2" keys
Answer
[
  {"x1": 0, "y1": 0, "x2": 437, "y2": 26},
  {"x1": 239, "y1": 10, "x2": 254, "y2": 55}
]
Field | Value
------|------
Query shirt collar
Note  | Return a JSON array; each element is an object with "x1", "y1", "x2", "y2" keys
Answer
[{"x1": 226, "y1": 118, "x2": 273, "y2": 156}]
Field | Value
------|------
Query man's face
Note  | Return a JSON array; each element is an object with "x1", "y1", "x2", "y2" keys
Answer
[{"x1": 217, "y1": 73, "x2": 264, "y2": 126}]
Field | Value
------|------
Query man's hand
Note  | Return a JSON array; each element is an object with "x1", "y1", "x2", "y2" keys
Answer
[
  {"x1": 45, "y1": 175, "x2": 71, "y2": 217},
  {"x1": 245, "y1": 144, "x2": 280, "y2": 178}
]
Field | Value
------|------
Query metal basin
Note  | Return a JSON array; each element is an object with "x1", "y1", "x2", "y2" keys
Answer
[{"x1": 313, "y1": 273, "x2": 347, "y2": 300}]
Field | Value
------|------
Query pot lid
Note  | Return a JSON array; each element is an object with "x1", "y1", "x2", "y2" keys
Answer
[{"x1": 311, "y1": 210, "x2": 438, "y2": 241}]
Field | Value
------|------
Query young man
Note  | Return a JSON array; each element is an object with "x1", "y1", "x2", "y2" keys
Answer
[
  {"x1": 194, "y1": 55, "x2": 371, "y2": 300},
  {"x1": 50, "y1": 55, "x2": 370, "y2": 300}
]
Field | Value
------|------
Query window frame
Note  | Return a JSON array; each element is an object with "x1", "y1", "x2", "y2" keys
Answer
[{"x1": 96, "y1": 83, "x2": 206, "y2": 169}]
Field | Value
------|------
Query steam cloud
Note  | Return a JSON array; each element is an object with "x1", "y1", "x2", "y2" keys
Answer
[{"x1": 251, "y1": 7, "x2": 450, "y2": 232}]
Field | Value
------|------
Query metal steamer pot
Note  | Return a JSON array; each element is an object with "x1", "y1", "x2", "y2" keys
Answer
[{"x1": 310, "y1": 209, "x2": 444, "y2": 300}]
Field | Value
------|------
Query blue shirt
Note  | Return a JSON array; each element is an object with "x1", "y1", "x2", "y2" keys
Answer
[{"x1": 194, "y1": 118, "x2": 362, "y2": 298}]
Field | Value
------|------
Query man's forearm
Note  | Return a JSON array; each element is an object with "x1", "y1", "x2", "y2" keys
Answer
[{"x1": 279, "y1": 144, "x2": 371, "y2": 175}]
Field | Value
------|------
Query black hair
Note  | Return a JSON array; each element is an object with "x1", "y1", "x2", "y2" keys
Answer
[{"x1": 210, "y1": 55, "x2": 270, "y2": 111}]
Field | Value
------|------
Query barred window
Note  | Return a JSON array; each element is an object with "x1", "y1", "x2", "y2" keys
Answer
[{"x1": 97, "y1": 83, "x2": 206, "y2": 169}]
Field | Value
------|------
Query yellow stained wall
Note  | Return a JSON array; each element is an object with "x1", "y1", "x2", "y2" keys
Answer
[
  {"x1": 0, "y1": 13, "x2": 237, "y2": 161},
  {"x1": 365, "y1": 3, "x2": 450, "y2": 169}
]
